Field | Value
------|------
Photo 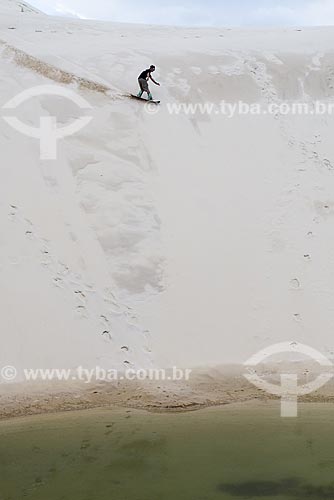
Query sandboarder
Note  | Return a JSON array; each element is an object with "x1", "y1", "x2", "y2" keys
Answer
[{"x1": 137, "y1": 65, "x2": 160, "y2": 101}]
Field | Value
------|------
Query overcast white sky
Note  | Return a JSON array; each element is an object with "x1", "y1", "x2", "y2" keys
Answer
[{"x1": 29, "y1": 0, "x2": 334, "y2": 26}]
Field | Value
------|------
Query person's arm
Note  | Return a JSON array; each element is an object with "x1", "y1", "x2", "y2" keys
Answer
[{"x1": 149, "y1": 74, "x2": 160, "y2": 86}]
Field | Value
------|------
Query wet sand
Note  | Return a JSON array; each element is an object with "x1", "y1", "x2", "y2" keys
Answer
[{"x1": 1, "y1": 365, "x2": 334, "y2": 420}]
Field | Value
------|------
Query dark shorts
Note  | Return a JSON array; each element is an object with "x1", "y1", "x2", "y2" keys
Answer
[{"x1": 138, "y1": 78, "x2": 149, "y2": 93}]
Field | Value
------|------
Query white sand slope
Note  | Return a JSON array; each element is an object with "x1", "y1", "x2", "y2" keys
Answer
[
  {"x1": 1, "y1": 0, "x2": 43, "y2": 15},
  {"x1": 1, "y1": 0, "x2": 334, "y2": 377}
]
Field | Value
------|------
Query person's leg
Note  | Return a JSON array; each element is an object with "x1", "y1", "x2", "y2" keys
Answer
[
  {"x1": 144, "y1": 80, "x2": 153, "y2": 100},
  {"x1": 137, "y1": 79, "x2": 144, "y2": 97},
  {"x1": 138, "y1": 79, "x2": 152, "y2": 100}
]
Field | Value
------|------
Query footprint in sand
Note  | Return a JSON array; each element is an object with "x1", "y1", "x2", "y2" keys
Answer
[
  {"x1": 57, "y1": 262, "x2": 70, "y2": 277},
  {"x1": 8, "y1": 204, "x2": 17, "y2": 220},
  {"x1": 53, "y1": 276, "x2": 64, "y2": 288},
  {"x1": 323, "y1": 159, "x2": 333, "y2": 170},
  {"x1": 25, "y1": 229, "x2": 34, "y2": 240},
  {"x1": 100, "y1": 314, "x2": 110, "y2": 326},
  {"x1": 76, "y1": 305, "x2": 86, "y2": 317},
  {"x1": 73, "y1": 290, "x2": 87, "y2": 316},
  {"x1": 40, "y1": 247, "x2": 51, "y2": 266},
  {"x1": 102, "y1": 330, "x2": 112, "y2": 341},
  {"x1": 290, "y1": 278, "x2": 301, "y2": 290}
]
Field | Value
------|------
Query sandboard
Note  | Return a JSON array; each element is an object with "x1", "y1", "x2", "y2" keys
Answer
[{"x1": 130, "y1": 94, "x2": 160, "y2": 104}]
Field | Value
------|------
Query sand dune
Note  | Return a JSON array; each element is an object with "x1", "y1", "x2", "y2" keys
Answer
[
  {"x1": 1, "y1": 39, "x2": 112, "y2": 93},
  {"x1": 1, "y1": 0, "x2": 334, "y2": 385}
]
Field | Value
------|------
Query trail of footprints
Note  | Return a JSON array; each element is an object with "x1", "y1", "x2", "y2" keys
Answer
[
  {"x1": 8, "y1": 204, "x2": 139, "y2": 366},
  {"x1": 245, "y1": 54, "x2": 334, "y2": 172},
  {"x1": 244, "y1": 55, "x2": 334, "y2": 328}
]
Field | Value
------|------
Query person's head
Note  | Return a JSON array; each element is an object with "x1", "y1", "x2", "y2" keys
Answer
[{"x1": 150, "y1": 65, "x2": 156, "y2": 72}]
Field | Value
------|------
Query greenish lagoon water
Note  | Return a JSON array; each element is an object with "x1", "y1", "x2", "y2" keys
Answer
[{"x1": 0, "y1": 402, "x2": 334, "y2": 500}]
